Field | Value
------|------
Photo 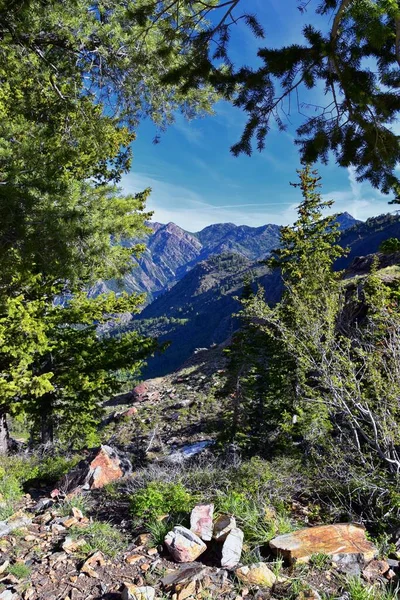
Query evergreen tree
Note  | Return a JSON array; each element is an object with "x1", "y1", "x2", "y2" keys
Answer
[
  {"x1": 0, "y1": 0, "x2": 236, "y2": 450},
  {"x1": 239, "y1": 167, "x2": 400, "y2": 491},
  {"x1": 165, "y1": 0, "x2": 400, "y2": 199},
  {"x1": 238, "y1": 166, "x2": 347, "y2": 452}
]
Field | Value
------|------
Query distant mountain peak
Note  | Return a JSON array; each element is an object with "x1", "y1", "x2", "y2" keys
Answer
[{"x1": 101, "y1": 213, "x2": 361, "y2": 303}]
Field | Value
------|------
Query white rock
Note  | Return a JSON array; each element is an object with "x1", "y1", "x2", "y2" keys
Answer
[
  {"x1": 221, "y1": 527, "x2": 243, "y2": 569},
  {"x1": 0, "y1": 590, "x2": 15, "y2": 600},
  {"x1": 121, "y1": 585, "x2": 155, "y2": 600}
]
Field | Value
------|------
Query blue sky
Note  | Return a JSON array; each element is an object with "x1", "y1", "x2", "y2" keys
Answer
[{"x1": 121, "y1": 0, "x2": 398, "y2": 232}]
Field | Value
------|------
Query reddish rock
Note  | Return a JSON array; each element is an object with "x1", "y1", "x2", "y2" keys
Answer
[
  {"x1": 132, "y1": 382, "x2": 150, "y2": 401},
  {"x1": 164, "y1": 526, "x2": 207, "y2": 562},
  {"x1": 362, "y1": 559, "x2": 390, "y2": 582},
  {"x1": 190, "y1": 504, "x2": 214, "y2": 541},
  {"x1": 270, "y1": 524, "x2": 376, "y2": 564},
  {"x1": 121, "y1": 407, "x2": 138, "y2": 418},
  {"x1": 53, "y1": 445, "x2": 131, "y2": 496},
  {"x1": 114, "y1": 406, "x2": 138, "y2": 421}
]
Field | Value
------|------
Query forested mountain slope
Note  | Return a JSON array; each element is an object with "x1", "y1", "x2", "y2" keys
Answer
[
  {"x1": 336, "y1": 213, "x2": 400, "y2": 270},
  {"x1": 122, "y1": 254, "x2": 280, "y2": 377},
  {"x1": 120, "y1": 213, "x2": 399, "y2": 378},
  {"x1": 96, "y1": 213, "x2": 359, "y2": 302}
]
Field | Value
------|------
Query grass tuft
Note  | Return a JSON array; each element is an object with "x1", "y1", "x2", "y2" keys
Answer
[
  {"x1": 7, "y1": 562, "x2": 31, "y2": 580},
  {"x1": 69, "y1": 520, "x2": 126, "y2": 558}
]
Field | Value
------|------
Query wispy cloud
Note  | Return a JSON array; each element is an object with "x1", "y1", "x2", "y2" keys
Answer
[
  {"x1": 173, "y1": 114, "x2": 205, "y2": 146},
  {"x1": 121, "y1": 171, "x2": 299, "y2": 231},
  {"x1": 121, "y1": 165, "x2": 395, "y2": 232},
  {"x1": 322, "y1": 167, "x2": 394, "y2": 221}
]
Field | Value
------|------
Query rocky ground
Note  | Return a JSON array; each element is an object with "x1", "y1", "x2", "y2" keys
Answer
[
  {"x1": 102, "y1": 343, "x2": 231, "y2": 464},
  {"x1": 1, "y1": 463, "x2": 399, "y2": 600},
  {"x1": 2, "y1": 345, "x2": 400, "y2": 600}
]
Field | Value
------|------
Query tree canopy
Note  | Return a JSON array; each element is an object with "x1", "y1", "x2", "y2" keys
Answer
[
  {"x1": 163, "y1": 0, "x2": 400, "y2": 200},
  {"x1": 0, "y1": 0, "x2": 229, "y2": 450}
]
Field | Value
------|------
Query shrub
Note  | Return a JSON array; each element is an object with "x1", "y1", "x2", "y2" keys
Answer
[
  {"x1": 36, "y1": 455, "x2": 80, "y2": 483},
  {"x1": 215, "y1": 490, "x2": 295, "y2": 547},
  {"x1": 59, "y1": 494, "x2": 91, "y2": 517},
  {"x1": 130, "y1": 481, "x2": 194, "y2": 520},
  {"x1": 0, "y1": 470, "x2": 25, "y2": 521},
  {"x1": 147, "y1": 517, "x2": 180, "y2": 547},
  {"x1": 309, "y1": 552, "x2": 331, "y2": 570},
  {"x1": 379, "y1": 238, "x2": 400, "y2": 254}
]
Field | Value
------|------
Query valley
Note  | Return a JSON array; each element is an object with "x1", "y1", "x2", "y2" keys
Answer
[{"x1": 109, "y1": 213, "x2": 400, "y2": 379}]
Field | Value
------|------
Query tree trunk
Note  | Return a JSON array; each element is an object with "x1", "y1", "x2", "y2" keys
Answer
[
  {"x1": 0, "y1": 409, "x2": 10, "y2": 455},
  {"x1": 37, "y1": 393, "x2": 54, "y2": 446},
  {"x1": 40, "y1": 414, "x2": 54, "y2": 445}
]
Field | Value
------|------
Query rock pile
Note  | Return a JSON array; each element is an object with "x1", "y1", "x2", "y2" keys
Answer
[{"x1": 164, "y1": 504, "x2": 245, "y2": 570}]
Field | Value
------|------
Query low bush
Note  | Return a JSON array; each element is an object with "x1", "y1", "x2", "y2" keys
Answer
[
  {"x1": 0, "y1": 475, "x2": 23, "y2": 520},
  {"x1": 130, "y1": 481, "x2": 195, "y2": 521},
  {"x1": 7, "y1": 562, "x2": 31, "y2": 580}
]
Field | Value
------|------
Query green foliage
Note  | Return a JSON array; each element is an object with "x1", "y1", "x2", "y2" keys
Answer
[
  {"x1": 215, "y1": 490, "x2": 295, "y2": 546},
  {"x1": 226, "y1": 166, "x2": 400, "y2": 532},
  {"x1": 0, "y1": 475, "x2": 23, "y2": 520},
  {"x1": 36, "y1": 455, "x2": 81, "y2": 484},
  {"x1": 6, "y1": 563, "x2": 31, "y2": 580},
  {"x1": 345, "y1": 577, "x2": 375, "y2": 600},
  {"x1": 309, "y1": 553, "x2": 331, "y2": 570},
  {"x1": 69, "y1": 521, "x2": 126, "y2": 558},
  {"x1": 211, "y1": 1, "x2": 400, "y2": 199},
  {"x1": 147, "y1": 517, "x2": 180, "y2": 547},
  {"x1": 130, "y1": 482, "x2": 194, "y2": 520},
  {"x1": 0, "y1": 0, "x2": 226, "y2": 449},
  {"x1": 379, "y1": 237, "x2": 400, "y2": 254},
  {"x1": 0, "y1": 452, "x2": 82, "y2": 518},
  {"x1": 59, "y1": 495, "x2": 90, "y2": 518},
  {"x1": 227, "y1": 166, "x2": 345, "y2": 454}
]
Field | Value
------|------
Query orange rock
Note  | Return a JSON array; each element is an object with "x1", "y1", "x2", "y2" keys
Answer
[
  {"x1": 126, "y1": 554, "x2": 145, "y2": 564},
  {"x1": 53, "y1": 445, "x2": 131, "y2": 495},
  {"x1": 270, "y1": 524, "x2": 376, "y2": 564},
  {"x1": 62, "y1": 517, "x2": 78, "y2": 528},
  {"x1": 88, "y1": 446, "x2": 125, "y2": 488}
]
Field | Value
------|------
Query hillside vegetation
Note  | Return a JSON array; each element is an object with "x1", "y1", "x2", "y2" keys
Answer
[{"x1": 3, "y1": 1, "x2": 400, "y2": 599}]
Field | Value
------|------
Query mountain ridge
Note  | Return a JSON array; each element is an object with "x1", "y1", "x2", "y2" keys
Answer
[
  {"x1": 96, "y1": 212, "x2": 360, "y2": 302},
  {"x1": 118, "y1": 213, "x2": 400, "y2": 378}
]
